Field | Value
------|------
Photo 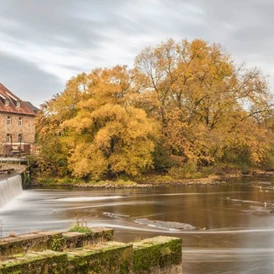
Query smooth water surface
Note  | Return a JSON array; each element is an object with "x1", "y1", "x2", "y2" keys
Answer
[{"x1": 1, "y1": 177, "x2": 274, "y2": 273}]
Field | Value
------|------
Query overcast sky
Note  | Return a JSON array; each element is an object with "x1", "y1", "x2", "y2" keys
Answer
[{"x1": 1, "y1": 0, "x2": 274, "y2": 107}]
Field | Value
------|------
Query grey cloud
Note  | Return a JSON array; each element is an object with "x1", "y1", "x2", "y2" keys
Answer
[
  {"x1": 1, "y1": 0, "x2": 274, "y2": 105},
  {"x1": 0, "y1": 0, "x2": 110, "y2": 50},
  {"x1": 1, "y1": 0, "x2": 206, "y2": 50},
  {"x1": 0, "y1": 52, "x2": 63, "y2": 107}
]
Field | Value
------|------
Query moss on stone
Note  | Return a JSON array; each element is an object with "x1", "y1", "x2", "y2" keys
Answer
[
  {"x1": 0, "y1": 251, "x2": 67, "y2": 274},
  {"x1": 67, "y1": 242, "x2": 133, "y2": 274},
  {"x1": 0, "y1": 230, "x2": 182, "y2": 274},
  {"x1": 132, "y1": 236, "x2": 182, "y2": 273},
  {"x1": 0, "y1": 232, "x2": 65, "y2": 257}
]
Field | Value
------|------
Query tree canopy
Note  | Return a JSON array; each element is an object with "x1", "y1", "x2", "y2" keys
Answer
[{"x1": 36, "y1": 39, "x2": 274, "y2": 180}]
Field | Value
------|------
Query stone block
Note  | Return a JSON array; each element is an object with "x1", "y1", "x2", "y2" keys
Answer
[
  {"x1": 67, "y1": 241, "x2": 133, "y2": 274},
  {"x1": 133, "y1": 236, "x2": 182, "y2": 274}
]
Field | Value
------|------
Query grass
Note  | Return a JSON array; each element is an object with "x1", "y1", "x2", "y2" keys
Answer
[
  {"x1": 68, "y1": 219, "x2": 92, "y2": 236},
  {"x1": 68, "y1": 225, "x2": 92, "y2": 235}
]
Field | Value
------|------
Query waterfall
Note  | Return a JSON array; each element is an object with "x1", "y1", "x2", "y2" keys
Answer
[{"x1": 0, "y1": 175, "x2": 23, "y2": 208}]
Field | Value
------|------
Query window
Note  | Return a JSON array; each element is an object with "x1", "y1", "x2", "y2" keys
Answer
[
  {"x1": 7, "y1": 116, "x2": 11, "y2": 125},
  {"x1": 6, "y1": 134, "x2": 12, "y2": 143},
  {"x1": 18, "y1": 117, "x2": 22, "y2": 126},
  {"x1": 16, "y1": 101, "x2": 21, "y2": 107},
  {"x1": 4, "y1": 99, "x2": 9, "y2": 106},
  {"x1": 18, "y1": 134, "x2": 22, "y2": 143}
]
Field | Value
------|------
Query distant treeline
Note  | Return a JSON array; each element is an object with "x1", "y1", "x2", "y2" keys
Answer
[{"x1": 35, "y1": 39, "x2": 274, "y2": 180}]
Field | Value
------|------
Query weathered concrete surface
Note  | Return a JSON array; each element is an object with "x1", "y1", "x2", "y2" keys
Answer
[
  {"x1": 0, "y1": 228, "x2": 113, "y2": 256},
  {"x1": 0, "y1": 228, "x2": 183, "y2": 274},
  {"x1": 0, "y1": 250, "x2": 67, "y2": 274},
  {"x1": 133, "y1": 236, "x2": 183, "y2": 274},
  {"x1": 0, "y1": 231, "x2": 62, "y2": 256},
  {"x1": 67, "y1": 241, "x2": 133, "y2": 274},
  {"x1": 0, "y1": 163, "x2": 27, "y2": 180}
]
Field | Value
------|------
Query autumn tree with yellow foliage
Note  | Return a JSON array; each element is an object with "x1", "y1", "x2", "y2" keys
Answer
[
  {"x1": 36, "y1": 66, "x2": 159, "y2": 179},
  {"x1": 36, "y1": 39, "x2": 274, "y2": 180},
  {"x1": 135, "y1": 39, "x2": 273, "y2": 174}
]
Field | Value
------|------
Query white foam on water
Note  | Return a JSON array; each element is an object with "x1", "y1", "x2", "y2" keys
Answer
[
  {"x1": 86, "y1": 222, "x2": 174, "y2": 233},
  {"x1": 55, "y1": 196, "x2": 123, "y2": 202},
  {"x1": 174, "y1": 227, "x2": 274, "y2": 235},
  {"x1": 0, "y1": 175, "x2": 23, "y2": 209},
  {"x1": 139, "y1": 191, "x2": 246, "y2": 198},
  {"x1": 183, "y1": 247, "x2": 274, "y2": 255}
]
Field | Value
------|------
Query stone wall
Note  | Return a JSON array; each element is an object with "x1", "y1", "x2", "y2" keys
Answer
[
  {"x1": 0, "y1": 228, "x2": 182, "y2": 274},
  {"x1": 0, "y1": 113, "x2": 35, "y2": 155},
  {"x1": 133, "y1": 236, "x2": 183, "y2": 274}
]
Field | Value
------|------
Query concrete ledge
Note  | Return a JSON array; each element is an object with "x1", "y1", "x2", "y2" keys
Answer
[
  {"x1": 67, "y1": 241, "x2": 133, "y2": 274},
  {"x1": 0, "y1": 232, "x2": 62, "y2": 256},
  {"x1": 0, "y1": 250, "x2": 67, "y2": 274},
  {"x1": 0, "y1": 229, "x2": 182, "y2": 274},
  {"x1": 0, "y1": 228, "x2": 114, "y2": 256},
  {"x1": 133, "y1": 236, "x2": 182, "y2": 274}
]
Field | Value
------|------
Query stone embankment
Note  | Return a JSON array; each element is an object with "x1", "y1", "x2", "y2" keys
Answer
[{"x1": 0, "y1": 227, "x2": 182, "y2": 274}]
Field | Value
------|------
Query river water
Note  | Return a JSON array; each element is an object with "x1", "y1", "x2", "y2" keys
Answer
[{"x1": 1, "y1": 177, "x2": 274, "y2": 273}]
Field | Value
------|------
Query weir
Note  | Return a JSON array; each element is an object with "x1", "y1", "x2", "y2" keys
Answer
[{"x1": 0, "y1": 175, "x2": 22, "y2": 208}]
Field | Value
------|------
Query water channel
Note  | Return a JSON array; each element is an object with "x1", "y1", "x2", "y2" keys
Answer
[{"x1": 1, "y1": 176, "x2": 274, "y2": 273}]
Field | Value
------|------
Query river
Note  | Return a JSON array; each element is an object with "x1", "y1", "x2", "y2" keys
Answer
[{"x1": 1, "y1": 176, "x2": 274, "y2": 273}]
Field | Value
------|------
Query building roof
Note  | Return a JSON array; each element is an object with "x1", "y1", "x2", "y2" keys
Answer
[
  {"x1": 23, "y1": 101, "x2": 40, "y2": 113},
  {"x1": 0, "y1": 83, "x2": 36, "y2": 116}
]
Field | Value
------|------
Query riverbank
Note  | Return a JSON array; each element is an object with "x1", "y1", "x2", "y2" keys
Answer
[
  {"x1": 31, "y1": 175, "x2": 232, "y2": 189},
  {"x1": 1, "y1": 163, "x2": 273, "y2": 189},
  {"x1": 29, "y1": 168, "x2": 274, "y2": 189}
]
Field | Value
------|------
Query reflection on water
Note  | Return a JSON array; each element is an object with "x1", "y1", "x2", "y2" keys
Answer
[{"x1": 1, "y1": 177, "x2": 274, "y2": 273}]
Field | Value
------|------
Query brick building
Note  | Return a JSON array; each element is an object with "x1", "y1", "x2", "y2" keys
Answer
[{"x1": 0, "y1": 83, "x2": 37, "y2": 156}]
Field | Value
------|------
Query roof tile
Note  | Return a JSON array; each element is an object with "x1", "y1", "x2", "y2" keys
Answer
[{"x1": 0, "y1": 83, "x2": 36, "y2": 116}]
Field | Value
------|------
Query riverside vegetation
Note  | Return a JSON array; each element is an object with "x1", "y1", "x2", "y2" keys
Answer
[{"x1": 34, "y1": 38, "x2": 274, "y2": 186}]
